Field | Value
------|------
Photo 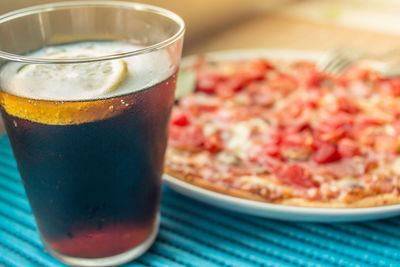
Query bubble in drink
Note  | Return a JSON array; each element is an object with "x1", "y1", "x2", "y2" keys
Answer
[{"x1": 0, "y1": 41, "x2": 177, "y2": 258}]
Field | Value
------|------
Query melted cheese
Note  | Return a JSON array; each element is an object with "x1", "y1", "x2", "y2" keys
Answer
[{"x1": 227, "y1": 122, "x2": 252, "y2": 156}]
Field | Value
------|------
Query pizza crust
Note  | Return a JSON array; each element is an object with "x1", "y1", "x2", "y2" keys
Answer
[
  {"x1": 165, "y1": 167, "x2": 400, "y2": 208},
  {"x1": 165, "y1": 166, "x2": 272, "y2": 202}
]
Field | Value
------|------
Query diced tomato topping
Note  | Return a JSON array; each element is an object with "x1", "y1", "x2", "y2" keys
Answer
[
  {"x1": 286, "y1": 123, "x2": 313, "y2": 134},
  {"x1": 237, "y1": 60, "x2": 272, "y2": 82},
  {"x1": 278, "y1": 131, "x2": 313, "y2": 161},
  {"x1": 358, "y1": 116, "x2": 385, "y2": 127},
  {"x1": 393, "y1": 120, "x2": 400, "y2": 133},
  {"x1": 179, "y1": 95, "x2": 219, "y2": 116},
  {"x1": 318, "y1": 112, "x2": 354, "y2": 141},
  {"x1": 229, "y1": 74, "x2": 251, "y2": 91},
  {"x1": 338, "y1": 138, "x2": 359, "y2": 158},
  {"x1": 286, "y1": 98, "x2": 318, "y2": 118},
  {"x1": 204, "y1": 134, "x2": 223, "y2": 153},
  {"x1": 266, "y1": 139, "x2": 282, "y2": 157},
  {"x1": 374, "y1": 134, "x2": 399, "y2": 154},
  {"x1": 307, "y1": 89, "x2": 322, "y2": 106},
  {"x1": 352, "y1": 115, "x2": 382, "y2": 134},
  {"x1": 215, "y1": 75, "x2": 250, "y2": 98},
  {"x1": 171, "y1": 112, "x2": 190, "y2": 127},
  {"x1": 358, "y1": 129, "x2": 377, "y2": 146},
  {"x1": 249, "y1": 148, "x2": 283, "y2": 173},
  {"x1": 336, "y1": 97, "x2": 359, "y2": 114},
  {"x1": 234, "y1": 70, "x2": 261, "y2": 84},
  {"x1": 246, "y1": 71, "x2": 266, "y2": 82},
  {"x1": 196, "y1": 62, "x2": 272, "y2": 97},
  {"x1": 282, "y1": 133, "x2": 307, "y2": 147},
  {"x1": 248, "y1": 132, "x2": 283, "y2": 164},
  {"x1": 266, "y1": 128, "x2": 282, "y2": 142},
  {"x1": 330, "y1": 112, "x2": 354, "y2": 127},
  {"x1": 250, "y1": 59, "x2": 274, "y2": 72},
  {"x1": 268, "y1": 73, "x2": 298, "y2": 94},
  {"x1": 249, "y1": 131, "x2": 282, "y2": 159},
  {"x1": 378, "y1": 77, "x2": 400, "y2": 97},
  {"x1": 196, "y1": 71, "x2": 225, "y2": 94},
  {"x1": 169, "y1": 125, "x2": 204, "y2": 146},
  {"x1": 263, "y1": 144, "x2": 281, "y2": 157},
  {"x1": 303, "y1": 99, "x2": 318, "y2": 110},
  {"x1": 277, "y1": 164, "x2": 319, "y2": 188},
  {"x1": 247, "y1": 144, "x2": 262, "y2": 162},
  {"x1": 185, "y1": 105, "x2": 219, "y2": 117},
  {"x1": 350, "y1": 116, "x2": 384, "y2": 141},
  {"x1": 252, "y1": 91, "x2": 274, "y2": 106},
  {"x1": 196, "y1": 79, "x2": 216, "y2": 94},
  {"x1": 287, "y1": 97, "x2": 319, "y2": 118},
  {"x1": 290, "y1": 61, "x2": 325, "y2": 88},
  {"x1": 215, "y1": 83, "x2": 235, "y2": 99},
  {"x1": 287, "y1": 103, "x2": 303, "y2": 118},
  {"x1": 249, "y1": 143, "x2": 281, "y2": 160},
  {"x1": 304, "y1": 69, "x2": 325, "y2": 88},
  {"x1": 197, "y1": 105, "x2": 219, "y2": 113},
  {"x1": 337, "y1": 66, "x2": 370, "y2": 85},
  {"x1": 347, "y1": 66, "x2": 371, "y2": 80},
  {"x1": 312, "y1": 142, "x2": 341, "y2": 164}
]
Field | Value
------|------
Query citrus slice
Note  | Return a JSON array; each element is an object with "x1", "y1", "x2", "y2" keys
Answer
[{"x1": 11, "y1": 49, "x2": 127, "y2": 100}]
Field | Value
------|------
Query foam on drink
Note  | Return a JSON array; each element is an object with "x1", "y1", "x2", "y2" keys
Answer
[
  {"x1": 1, "y1": 41, "x2": 173, "y2": 101},
  {"x1": 0, "y1": 41, "x2": 175, "y2": 125}
]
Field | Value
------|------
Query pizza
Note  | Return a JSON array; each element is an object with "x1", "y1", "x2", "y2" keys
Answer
[{"x1": 164, "y1": 53, "x2": 400, "y2": 208}]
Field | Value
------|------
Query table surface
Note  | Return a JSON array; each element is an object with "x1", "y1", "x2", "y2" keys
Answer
[
  {"x1": 1, "y1": 132, "x2": 400, "y2": 267},
  {"x1": 184, "y1": 12, "x2": 400, "y2": 56}
]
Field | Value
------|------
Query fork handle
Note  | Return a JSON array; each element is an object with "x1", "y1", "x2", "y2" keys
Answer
[
  {"x1": 382, "y1": 66, "x2": 400, "y2": 78},
  {"x1": 378, "y1": 47, "x2": 400, "y2": 58},
  {"x1": 372, "y1": 48, "x2": 400, "y2": 63}
]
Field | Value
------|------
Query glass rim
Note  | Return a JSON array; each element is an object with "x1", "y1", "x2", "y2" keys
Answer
[{"x1": 0, "y1": 1, "x2": 185, "y2": 64}]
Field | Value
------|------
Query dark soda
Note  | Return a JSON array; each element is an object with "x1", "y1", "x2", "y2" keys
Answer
[{"x1": 0, "y1": 73, "x2": 176, "y2": 258}]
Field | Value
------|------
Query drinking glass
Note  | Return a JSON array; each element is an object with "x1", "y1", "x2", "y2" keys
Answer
[{"x1": 0, "y1": 1, "x2": 184, "y2": 266}]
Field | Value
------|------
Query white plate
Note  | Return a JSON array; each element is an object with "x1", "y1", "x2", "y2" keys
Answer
[{"x1": 163, "y1": 49, "x2": 400, "y2": 223}]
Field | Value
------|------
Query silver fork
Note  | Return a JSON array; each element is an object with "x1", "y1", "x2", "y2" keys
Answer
[{"x1": 317, "y1": 47, "x2": 400, "y2": 77}]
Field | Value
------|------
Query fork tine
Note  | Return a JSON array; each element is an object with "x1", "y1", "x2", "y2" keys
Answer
[
  {"x1": 317, "y1": 49, "x2": 343, "y2": 71},
  {"x1": 322, "y1": 56, "x2": 348, "y2": 74},
  {"x1": 318, "y1": 49, "x2": 349, "y2": 72},
  {"x1": 328, "y1": 57, "x2": 354, "y2": 75},
  {"x1": 318, "y1": 47, "x2": 363, "y2": 75}
]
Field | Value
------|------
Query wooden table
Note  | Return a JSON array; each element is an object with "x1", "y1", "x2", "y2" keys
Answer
[{"x1": 185, "y1": 13, "x2": 400, "y2": 56}]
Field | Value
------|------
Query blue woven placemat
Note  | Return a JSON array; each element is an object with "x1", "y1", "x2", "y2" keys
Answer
[{"x1": 1, "y1": 135, "x2": 400, "y2": 267}]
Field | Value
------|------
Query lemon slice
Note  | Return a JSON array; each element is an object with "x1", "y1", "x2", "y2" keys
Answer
[{"x1": 12, "y1": 50, "x2": 127, "y2": 100}]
